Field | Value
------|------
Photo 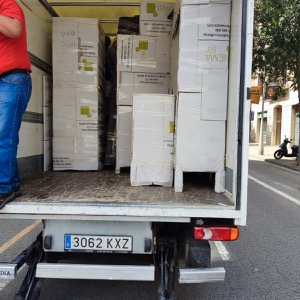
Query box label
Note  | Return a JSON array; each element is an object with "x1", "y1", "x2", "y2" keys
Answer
[
  {"x1": 141, "y1": 1, "x2": 175, "y2": 21},
  {"x1": 169, "y1": 121, "x2": 175, "y2": 134},
  {"x1": 200, "y1": 24, "x2": 230, "y2": 41},
  {"x1": 205, "y1": 46, "x2": 228, "y2": 62},
  {"x1": 198, "y1": 4, "x2": 231, "y2": 41},
  {"x1": 132, "y1": 36, "x2": 156, "y2": 70},
  {"x1": 198, "y1": 41, "x2": 229, "y2": 69},
  {"x1": 136, "y1": 40, "x2": 149, "y2": 51},
  {"x1": 118, "y1": 35, "x2": 132, "y2": 71},
  {"x1": 80, "y1": 41, "x2": 98, "y2": 56},
  {"x1": 77, "y1": 121, "x2": 99, "y2": 137},
  {"x1": 135, "y1": 73, "x2": 169, "y2": 86},
  {"x1": 53, "y1": 157, "x2": 73, "y2": 170},
  {"x1": 140, "y1": 21, "x2": 172, "y2": 36}
]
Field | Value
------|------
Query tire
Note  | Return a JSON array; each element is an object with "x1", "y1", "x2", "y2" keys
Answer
[{"x1": 274, "y1": 150, "x2": 284, "y2": 160}]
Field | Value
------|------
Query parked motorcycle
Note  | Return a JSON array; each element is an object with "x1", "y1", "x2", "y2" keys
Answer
[{"x1": 273, "y1": 137, "x2": 299, "y2": 160}]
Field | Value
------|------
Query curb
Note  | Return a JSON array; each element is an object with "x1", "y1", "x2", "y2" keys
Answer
[{"x1": 265, "y1": 159, "x2": 300, "y2": 173}]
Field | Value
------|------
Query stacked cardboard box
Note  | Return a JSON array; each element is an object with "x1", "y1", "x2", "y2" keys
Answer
[
  {"x1": 117, "y1": 34, "x2": 171, "y2": 73},
  {"x1": 117, "y1": 72, "x2": 170, "y2": 106},
  {"x1": 52, "y1": 17, "x2": 106, "y2": 170},
  {"x1": 171, "y1": 0, "x2": 231, "y2": 192},
  {"x1": 115, "y1": 34, "x2": 171, "y2": 173},
  {"x1": 139, "y1": 0, "x2": 175, "y2": 37},
  {"x1": 131, "y1": 94, "x2": 175, "y2": 187}
]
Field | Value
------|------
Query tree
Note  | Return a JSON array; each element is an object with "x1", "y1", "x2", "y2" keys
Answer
[{"x1": 252, "y1": 0, "x2": 300, "y2": 164}]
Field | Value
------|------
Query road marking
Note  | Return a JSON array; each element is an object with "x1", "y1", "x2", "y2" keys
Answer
[
  {"x1": 214, "y1": 241, "x2": 230, "y2": 261},
  {"x1": 249, "y1": 175, "x2": 300, "y2": 206},
  {"x1": 0, "y1": 220, "x2": 41, "y2": 254}
]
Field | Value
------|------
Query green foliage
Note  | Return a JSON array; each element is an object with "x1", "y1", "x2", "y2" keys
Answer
[{"x1": 252, "y1": 0, "x2": 300, "y2": 96}]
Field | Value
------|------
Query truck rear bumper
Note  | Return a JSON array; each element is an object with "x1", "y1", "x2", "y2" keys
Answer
[
  {"x1": 35, "y1": 263, "x2": 225, "y2": 284},
  {"x1": 0, "y1": 264, "x2": 17, "y2": 280},
  {"x1": 36, "y1": 263, "x2": 155, "y2": 281},
  {"x1": 179, "y1": 267, "x2": 225, "y2": 283}
]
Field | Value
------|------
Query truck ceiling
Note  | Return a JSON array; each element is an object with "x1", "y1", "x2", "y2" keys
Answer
[{"x1": 33, "y1": 0, "x2": 176, "y2": 37}]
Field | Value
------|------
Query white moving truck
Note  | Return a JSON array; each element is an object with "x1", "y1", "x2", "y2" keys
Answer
[{"x1": 0, "y1": 0, "x2": 254, "y2": 299}]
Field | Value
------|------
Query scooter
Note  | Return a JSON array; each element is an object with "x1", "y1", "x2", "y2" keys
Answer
[{"x1": 273, "y1": 137, "x2": 299, "y2": 160}]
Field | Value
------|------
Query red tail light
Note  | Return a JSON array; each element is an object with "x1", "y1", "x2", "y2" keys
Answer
[{"x1": 194, "y1": 226, "x2": 239, "y2": 241}]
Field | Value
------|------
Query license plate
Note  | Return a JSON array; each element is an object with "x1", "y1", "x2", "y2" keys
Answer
[{"x1": 64, "y1": 234, "x2": 133, "y2": 253}]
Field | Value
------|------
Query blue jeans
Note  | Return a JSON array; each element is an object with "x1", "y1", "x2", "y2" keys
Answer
[{"x1": 0, "y1": 72, "x2": 32, "y2": 193}]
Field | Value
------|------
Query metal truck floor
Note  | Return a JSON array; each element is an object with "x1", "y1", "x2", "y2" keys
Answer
[{"x1": 0, "y1": 169, "x2": 236, "y2": 221}]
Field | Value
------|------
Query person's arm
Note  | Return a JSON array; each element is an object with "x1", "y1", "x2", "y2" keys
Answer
[{"x1": 0, "y1": 14, "x2": 22, "y2": 38}]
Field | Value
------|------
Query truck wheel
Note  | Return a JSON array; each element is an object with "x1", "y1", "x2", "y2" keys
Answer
[{"x1": 274, "y1": 150, "x2": 283, "y2": 160}]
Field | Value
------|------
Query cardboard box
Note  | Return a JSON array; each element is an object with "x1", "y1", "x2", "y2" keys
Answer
[
  {"x1": 53, "y1": 17, "x2": 104, "y2": 87},
  {"x1": 53, "y1": 136, "x2": 102, "y2": 171},
  {"x1": 52, "y1": 18, "x2": 105, "y2": 171},
  {"x1": 171, "y1": 3, "x2": 230, "y2": 93},
  {"x1": 53, "y1": 115, "x2": 76, "y2": 137},
  {"x1": 174, "y1": 68, "x2": 229, "y2": 121},
  {"x1": 140, "y1": 1, "x2": 175, "y2": 21},
  {"x1": 53, "y1": 88, "x2": 76, "y2": 137},
  {"x1": 53, "y1": 87, "x2": 104, "y2": 136},
  {"x1": 139, "y1": 1, "x2": 175, "y2": 36},
  {"x1": 172, "y1": 39, "x2": 229, "y2": 93},
  {"x1": 53, "y1": 17, "x2": 101, "y2": 57},
  {"x1": 74, "y1": 137, "x2": 99, "y2": 156},
  {"x1": 171, "y1": 3, "x2": 231, "y2": 43},
  {"x1": 76, "y1": 87, "x2": 102, "y2": 121},
  {"x1": 117, "y1": 34, "x2": 171, "y2": 73},
  {"x1": 201, "y1": 69, "x2": 228, "y2": 121},
  {"x1": 53, "y1": 121, "x2": 105, "y2": 170},
  {"x1": 116, "y1": 106, "x2": 132, "y2": 171},
  {"x1": 74, "y1": 137, "x2": 102, "y2": 170},
  {"x1": 131, "y1": 94, "x2": 175, "y2": 187},
  {"x1": 53, "y1": 86, "x2": 105, "y2": 170},
  {"x1": 174, "y1": 92, "x2": 225, "y2": 172},
  {"x1": 53, "y1": 137, "x2": 74, "y2": 170},
  {"x1": 132, "y1": 35, "x2": 171, "y2": 73},
  {"x1": 53, "y1": 55, "x2": 101, "y2": 87},
  {"x1": 117, "y1": 72, "x2": 170, "y2": 105}
]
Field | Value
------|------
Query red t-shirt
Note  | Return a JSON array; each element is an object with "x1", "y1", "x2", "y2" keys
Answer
[{"x1": 0, "y1": 0, "x2": 32, "y2": 74}]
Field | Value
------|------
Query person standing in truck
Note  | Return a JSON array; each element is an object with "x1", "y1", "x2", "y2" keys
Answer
[{"x1": 0, "y1": 0, "x2": 32, "y2": 209}]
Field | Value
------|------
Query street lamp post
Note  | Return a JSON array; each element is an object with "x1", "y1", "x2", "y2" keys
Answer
[
  {"x1": 258, "y1": 85, "x2": 265, "y2": 155},
  {"x1": 297, "y1": 107, "x2": 300, "y2": 166}
]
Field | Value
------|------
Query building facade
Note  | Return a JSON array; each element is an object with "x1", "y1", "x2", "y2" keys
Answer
[{"x1": 250, "y1": 85, "x2": 299, "y2": 146}]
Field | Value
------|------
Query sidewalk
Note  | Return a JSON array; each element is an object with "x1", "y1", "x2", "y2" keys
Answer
[{"x1": 248, "y1": 143, "x2": 300, "y2": 172}]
